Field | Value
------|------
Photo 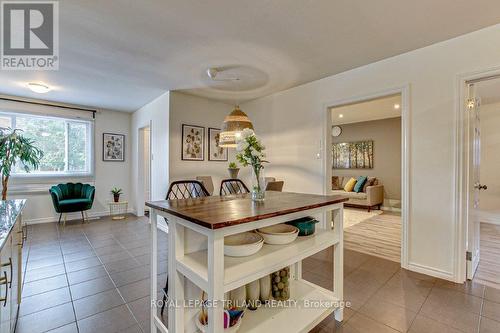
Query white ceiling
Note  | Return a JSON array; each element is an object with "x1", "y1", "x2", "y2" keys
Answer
[
  {"x1": 2, "y1": 1, "x2": 500, "y2": 112},
  {"x1": 331, "y1": 94, "x2": 401, "y2": 125}
]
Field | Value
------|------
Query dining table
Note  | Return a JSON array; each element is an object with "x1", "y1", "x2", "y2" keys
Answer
[{"x1": 146, "y1": 191, "x2": 348, "y2": 333}]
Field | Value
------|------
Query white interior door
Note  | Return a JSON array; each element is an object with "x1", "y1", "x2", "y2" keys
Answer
[{"x1": 467, "y1": 83, "x2": 483, "y2": 280}]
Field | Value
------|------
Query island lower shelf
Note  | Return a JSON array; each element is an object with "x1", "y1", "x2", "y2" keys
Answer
[
  {"x1": 237, "y1": 279, "x2": 339, "y2": 333},
  {"x1": 177, "y1": 229, "x2": 341, "y2": 292}
]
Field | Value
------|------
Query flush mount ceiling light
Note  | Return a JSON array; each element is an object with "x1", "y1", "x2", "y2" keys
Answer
[
  {"x1": 219, "y1": 105, "x2": 254, "y2": 147},
  {"x1": 394, "y1": 103, "x2": 400, "y2": 110},
  {"x1": 338, "y1": 114, "x2": 344, "y2": 118},
  {"x1": 28, "y1": 82, "x2": 51, "y2": 93}
]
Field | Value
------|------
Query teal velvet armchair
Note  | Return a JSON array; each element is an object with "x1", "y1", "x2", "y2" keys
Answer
[{"x1": 49, "y1": 183, "x2": 95, "y2": 225}]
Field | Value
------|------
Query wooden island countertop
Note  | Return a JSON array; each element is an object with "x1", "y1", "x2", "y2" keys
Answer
[{"x1": 146, "y1": 191, "x2": 348, "y2": 229}]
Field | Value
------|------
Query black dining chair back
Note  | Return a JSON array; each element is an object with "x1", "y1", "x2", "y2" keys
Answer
[
  {"x1": 166, "y1": 180, "x2": 210, "y2": 200},
  {"x1": 161, "y1": 180, "x2": 209, "y2": 316},
  {"x1": 219, "y1": 179, "x2": 250, "y2": 196}
]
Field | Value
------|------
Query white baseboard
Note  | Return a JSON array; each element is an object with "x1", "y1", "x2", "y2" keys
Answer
[
  {"x1": 382, "y1": 199, "x2": 401, "y2": 212},
  {"x1": 408, "y1": 262, "x2": 456, "y2": 282},
  {"x1": 25, "y1": 209, "x2": 137, "y2": 225}
]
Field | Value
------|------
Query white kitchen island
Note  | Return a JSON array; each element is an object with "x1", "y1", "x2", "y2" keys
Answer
[{"x1": 147, "y1": 191, "x2": 348, "y2": 333}]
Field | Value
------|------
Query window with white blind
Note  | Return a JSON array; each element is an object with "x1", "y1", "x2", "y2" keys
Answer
[{"x1": 0, "y1": 111, "x2": 93, "y2": 176}]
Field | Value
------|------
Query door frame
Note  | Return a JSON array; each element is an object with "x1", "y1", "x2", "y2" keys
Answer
[
  {"x1": 322, "y1": 85, "x2": 411, "y2": 269},
  {"x1": 137, "y1": 123, "x2": 153, "y2": 217},
  {"x1": 455, "y1": 66, "x2": 500, "y2": 282}
]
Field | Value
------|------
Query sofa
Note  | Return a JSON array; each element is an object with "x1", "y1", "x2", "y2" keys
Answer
[{"x1": 331, "y1": 176, "x2": 384, "y2": 212}]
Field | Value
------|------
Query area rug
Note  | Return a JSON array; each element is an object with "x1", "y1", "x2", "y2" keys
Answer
[
  {"x1": 344, "y1": 209, "x2": 401, "y2": 263},
  {"x1": 343, "y1": 208, "x2": 383, "y2": 229}
]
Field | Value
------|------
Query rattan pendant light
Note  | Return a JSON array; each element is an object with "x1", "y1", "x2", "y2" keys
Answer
[{"x1": 219, "y1": 105, "x2": 254, "y2": 147}]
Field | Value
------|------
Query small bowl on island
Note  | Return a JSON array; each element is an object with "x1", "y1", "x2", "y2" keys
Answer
[
  {"x1": 257, "y1": 224, "x2": 299, "y2": 245},
  {"x1": 224, "y1": 232, "x2": 264, "y2": 257}
]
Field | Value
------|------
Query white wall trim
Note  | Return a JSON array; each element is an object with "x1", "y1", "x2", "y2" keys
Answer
[
  {"x1": 25, "y1": 208, "x2": 136, "y2": 225},
  {"x1": 478, "y1": 211, "x2": 500, "y2": 225},
  {"x1": 322, "y1": 85, "x2": 411, "y2": 270},
  {"x1": 408, "y1": 263, "x2": 455, "y2": 281},
  {"x1": 455, "y1": 65, "x2": 500, "y2": 283}
]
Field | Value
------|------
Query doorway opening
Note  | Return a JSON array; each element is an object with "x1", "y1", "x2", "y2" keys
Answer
[
  {"x1": 324, "y1": 88, "x2": 409, "y2": 267},
  {"x1": 138, "y1": 125, "x2": 152, "y2": 217},
  {"x1": 463, "y1": 76, "x2": 500, "y2": 289}
]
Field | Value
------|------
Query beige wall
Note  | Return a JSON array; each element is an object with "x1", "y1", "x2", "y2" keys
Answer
[
  {"x1": 332, "y1": 117, "x2": 401, "y2": 201},
  {"x1": 480, "y1": 102, "x2": 500, "y2": 212},
  {"x1": 169, "y1": 92, "x2": 244, "y2": 193}
]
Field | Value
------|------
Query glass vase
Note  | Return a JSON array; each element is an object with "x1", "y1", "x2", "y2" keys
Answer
[{"x1": 251, "y1": 167, "x2": 265, "y2": 202}]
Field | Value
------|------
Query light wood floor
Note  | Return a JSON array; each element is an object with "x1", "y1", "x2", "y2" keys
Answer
[
  {"x1": 474, "y1": 223, "x2": 500, "y2": 289},
  {"x1": 343, "y1": 210, "x2": 401, "y2": 263}
]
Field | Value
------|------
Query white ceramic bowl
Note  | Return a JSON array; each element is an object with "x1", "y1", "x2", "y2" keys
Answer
[
  {"x1": 224, "y1": 232, "x2": 264, "y2": 257},
  {"x1": 257, "y1": 224, "x2": 299, "y2": 245},
  {"x1": 196, "y1": 311, "x2": 242, "y2": 333}
]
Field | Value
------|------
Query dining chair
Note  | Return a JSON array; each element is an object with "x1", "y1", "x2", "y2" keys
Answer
[
  {"x1": 266, "y1": 180, "x2": 284, "y2": 192},
  {"x1": 220, "y1": 179, "x2": 250, "y2": 196},
  {"x1": 161, "y1": 180, "x2": 210, "y2": 316},
  {"x1": 196, "y1": 176, "x2": 214, "y2": 195}
]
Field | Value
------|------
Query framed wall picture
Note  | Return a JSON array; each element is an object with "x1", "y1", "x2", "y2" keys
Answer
[
  {"x1": 332, "y1": 140, "x2": 373, "y2": 169},
  {"x1": 181, "y1": 124, "x2": 204, "y2": 161},
  {"x1": 103, "y1": 133, "x2": 125, "y2": 162},
  {"x1": 208, "y1": 127, "x2": 228, "y2": 161}
]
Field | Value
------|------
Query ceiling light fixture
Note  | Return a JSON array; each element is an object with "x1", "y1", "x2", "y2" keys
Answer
[
  {"x1": 219, "y1": 105, "x2": 254, "y2": 147},
  {"x1": 394, "y1": 103, "x2": 400, "y2": 110},
  {"x1": 338, "y1": 114, "x2": 344, "y2": 118},
  {"x1": 207, "y1": 67, "x2": 240, "y2": 81},
  {"x1": 28, "y1": 82, "x2": 51, "y2": 93}
]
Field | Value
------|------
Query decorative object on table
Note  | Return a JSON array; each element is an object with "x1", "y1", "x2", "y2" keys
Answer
[
  {"x1": 227, "y1": 161, "x2": 240, "y2": 179},
  {"x1": 0, "y1": 128, "x2": 43, "y2": 200},
  {"x1": 181, "y1": 124, "x2": 204, "y2": 161},
  {"x1": 257, "y1": 224, "x2": 299, "y2": 245},
  {"x1": 103, "y1": 133, "x2": 125, "y2": 161},
  {"x1": 235, "y1": 129, "x2": 268, "y2": 202},
  {"x1": 259, "y1": 275, "x2": 272, "y2": 302},
  {"x1": 331, "y1": 125, "x2": 342, "y2": 137},
  {"x1": 110, "y1": 187, "x2": 122, "y2": 202},
  {"x1": 224, "y1": 231, "x2": 264, "y2": 257},
  {"x1": 245, "y1": 279, "x2": 260, "y2": 310},
  {"x1": 220, "y1": 179, "x2": 249, "y2": 196},
  {"x1": 272, "y1": 267, "x2": 290, "y2": 300},
  {"x1": 108, "y1": 201, "x2": 128, "y2": 220},
  {"x1": 49, "y1": 183, "x2": 95, "y2": 226},
  {"x1": 286, "y1": 216, "x2": 319, "y2": 236},
  {"x1": 219, "y1": 105, "x2": 254, "y2": 147},
  {"x1": 332, "y1": 140, "x2": 373, "y2": 169},
  {"x1": 208, "y1": 128, "x2": 228, "y2": 161}
]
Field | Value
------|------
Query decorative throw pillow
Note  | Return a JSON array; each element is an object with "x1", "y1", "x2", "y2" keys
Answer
[
  {"x1": 344, "y1": 178, "x2": 357, "y2": 192},
  {"x1": 363, "y1": 177, "x2": 377, "y2": 192},
  {"x1": 354, "y1": 176, "x2": 367, "y2": 193},
  {"x1": 332, "y1": 176, "x2": 342, "y2": 190}
]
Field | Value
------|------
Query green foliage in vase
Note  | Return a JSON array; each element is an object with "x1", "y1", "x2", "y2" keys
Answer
[
  {"x1": 0, "y1": 128, "x2": 44, "y2": 200},
  {"x1": 235, "y1": 129, "x2": 268, "y2": 192},
  {"x1": 111, "y1": 187, "x2": 123, "y2": 195},
  {"x1": 228, "y1": 161, "x2": 238, "y2": 169}
]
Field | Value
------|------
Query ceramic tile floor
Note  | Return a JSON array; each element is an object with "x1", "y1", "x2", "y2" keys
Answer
[{"x1": 17, "y1": 215, "x2": 500, "y2": 333}]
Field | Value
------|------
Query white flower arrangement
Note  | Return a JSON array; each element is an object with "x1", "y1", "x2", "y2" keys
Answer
[{"x1": 235, "y1": 129, "x2": 268, "y2": 196}]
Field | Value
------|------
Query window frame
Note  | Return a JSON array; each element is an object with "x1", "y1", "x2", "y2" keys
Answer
[{"x1": 0, "y1": 111, "x2": 95, "y2": 179}]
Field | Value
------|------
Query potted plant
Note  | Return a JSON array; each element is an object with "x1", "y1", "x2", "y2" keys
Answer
[
  {"x1": 111, "y1": 187, "x2": 123, "y2": 202},
  {"x1": 0, "y1": 128, "x2": 43, "y2": 200},
  {"x1": 236, "y1": 129, "x2": 268, "y2": 202},
  {"x1": 228, "y1": 161, "x2": 240, "y2": 179}
]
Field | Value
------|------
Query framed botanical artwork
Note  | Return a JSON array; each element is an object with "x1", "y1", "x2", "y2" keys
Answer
[
  {"x1": 103, "y1": 133, "x2": 125, "y2": 162},
  {"x1": 208, "y1": 128, "x2": 228, "y2": 161},
  {"x1": 181, "y1": 124, "x2": 204, "y2": 161}
]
